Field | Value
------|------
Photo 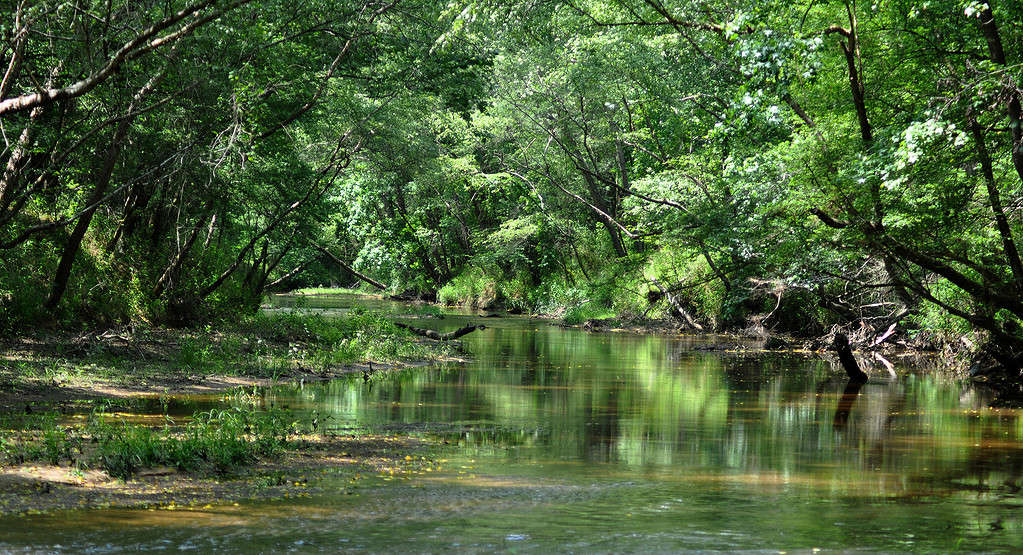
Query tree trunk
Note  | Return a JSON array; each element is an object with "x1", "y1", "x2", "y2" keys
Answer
[
  {"x1": 977, "y1": 6, "x2": 1023, "y2": 185},
  {"x1": 839, "y1": 39, "x2": 871, "y2": 145},
  {"x1": 0, "y1": 66, "x2": 59, "y2": 218},
  {"x1": 581, "y1": 173, "x2": 627, "y2": 258},
  {"x1": 832, "y1": 332, "x2": 869, "y2": 383},
  {"x1": 253, "y1": 244, "x2": 292, "y2": 295},
  {"x1": 970, "y1": 118, "x2": 1023, "y2": 289},
  {"x1": 45, "y1": 68, "x2": 168, "y2": 311},
  {"x1": 153, "y1": 213, "x2": 210, "y2": 298},
  {"x1": 315, "y1": 245, "x2": 387, "y2": 290},
  {"x1": 265, "y1": 257, "x2": 315, "y2": 291},
  {"x1": 650, "y1": 278, "x2": 703, "y2": 330}
]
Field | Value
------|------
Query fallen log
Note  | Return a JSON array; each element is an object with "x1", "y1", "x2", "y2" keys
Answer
[{"x1": 394, "y1": 322, "x2": 485, "y2": 341}]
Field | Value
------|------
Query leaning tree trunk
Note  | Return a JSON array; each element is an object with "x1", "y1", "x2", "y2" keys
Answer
[
  {"x1": 650, "y1": 278, "x2": 703, "y2": 331},
  {"x1": 832, "y1": 332, "x2": 869, "y2": 383},
  {"x1": 316, "y1": 245, "x2": 386, "y2": 290},
  {"x1": 45, "y1": 65, "x2": 169, "y2": 311}
]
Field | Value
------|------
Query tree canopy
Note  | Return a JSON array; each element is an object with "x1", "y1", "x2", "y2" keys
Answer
[{"x1": 3, "y1": 0, "x2": 1023, "y2": 371}]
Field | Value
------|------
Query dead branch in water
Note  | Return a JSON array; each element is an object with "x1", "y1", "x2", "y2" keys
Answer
[
  {"x1": 394, "y1": 322, "x2": 485, "y2": 341},
  {"x1": 833, "y1": 332, "x2": 869, "y2": 383}
]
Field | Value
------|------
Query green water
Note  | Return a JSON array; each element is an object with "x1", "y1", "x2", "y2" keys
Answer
[{"x1": 3, "y1": 295, "x2": 1023, "y2": 552}]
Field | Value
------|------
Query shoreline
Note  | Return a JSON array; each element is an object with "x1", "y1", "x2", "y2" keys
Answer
[
  {"x1": 1, "y1": 354, "x2": 465, "y2": 410},
  {"x1": 0, "y1": 308, "x2": 465, "y2": 516},
  {"x1": 0, "y1": 310, "x2": 466, "y2": 410},
  {"x1": 0, "y1": 433, "x2": 446, "y2": 517},
  {"x1": 0, "y1": 294, "x2": 975, "y2": 517}
]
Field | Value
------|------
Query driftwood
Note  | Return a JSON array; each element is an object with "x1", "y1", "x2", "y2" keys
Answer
[
  {"x1": 394, "y1": 322, "x2": 485, "y2": 341},
  {"x1": 833, "y1": 332, "x2": 868, "y2": 383}
]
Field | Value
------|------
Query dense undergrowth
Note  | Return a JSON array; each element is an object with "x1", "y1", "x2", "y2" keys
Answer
[
  {"x1": 429, "y1": 237, "x2": 974, "y2": 354},
  {"x1": 434, "y1": 248, "x2": 805, "y2": 333}
]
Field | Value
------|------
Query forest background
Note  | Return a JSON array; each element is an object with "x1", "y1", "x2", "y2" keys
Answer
[{"x1": 2, "y1": 0, "x2": 1023, "y2": 376}]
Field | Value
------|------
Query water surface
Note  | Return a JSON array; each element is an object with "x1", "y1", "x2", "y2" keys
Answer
[{"x1": 3, "y1": 294, "x2": 1022, "y2": 552}]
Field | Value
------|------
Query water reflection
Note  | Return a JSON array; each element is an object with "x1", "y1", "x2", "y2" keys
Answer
[
  {"x1": 832, "y1": 379, "x2": 865, "y2": 431},
  {"x1": 260, "y1": 314, "x2": 1023, "y2": 506}
]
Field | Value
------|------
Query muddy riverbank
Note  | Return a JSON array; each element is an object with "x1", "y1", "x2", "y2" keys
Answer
[{"x1": 0, "y1": 312, "x2": 465, "y2": 410}]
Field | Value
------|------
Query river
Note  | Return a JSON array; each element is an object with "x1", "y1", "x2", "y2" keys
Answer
[{"x1": 2, "y1": 294, "x2": 1022, "y2": 552}]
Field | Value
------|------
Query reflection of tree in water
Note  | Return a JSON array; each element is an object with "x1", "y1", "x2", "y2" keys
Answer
[
  {"x1": 718, "y1": 353, "x2": 830, "y2": 393},
  {"x1": 832, "y1": 379, "x2": 865, "y2": 431},
  {"x1": 924, "y1": 414, "x2": 1023, "y2": 500},
  {"x1": 821, "y1": 373, "x2": 1023, "y2": 525},
  {"x1": 583, "y1": 379, "x2": 621, "y2": 462},
  {"x1": 274, "y1": 319, "x2": 1023, "y2": 510}
]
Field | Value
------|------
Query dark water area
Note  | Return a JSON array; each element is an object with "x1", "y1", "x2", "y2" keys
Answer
[{"x1": 3, "y1": 294, "x2": 1023, "y2": 552}]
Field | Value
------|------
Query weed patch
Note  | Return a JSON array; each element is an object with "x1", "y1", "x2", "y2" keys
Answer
[{"x1": 2, "y1": 408, "x2": 296, "y2": 479}]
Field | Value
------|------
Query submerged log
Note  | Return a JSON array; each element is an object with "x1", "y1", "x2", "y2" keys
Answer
[
  {"x1": 394, "y1": 322, "x2": 485, "y2": 341},
  {"x1": 833, "y1": 333, "x2": 868, "y2": 383}
]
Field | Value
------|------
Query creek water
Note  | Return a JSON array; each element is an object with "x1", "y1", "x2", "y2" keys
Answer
[{"x1": 3, "y1": 294, "x2": 1023, "y2": 552}]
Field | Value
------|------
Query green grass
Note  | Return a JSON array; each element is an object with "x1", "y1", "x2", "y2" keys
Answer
[
  {"x1": 1, "y1": 408, "x2": 296, "y2": 479},
  {"x1": 89, "y1": 408, "x2": 293, "y2": 478}
]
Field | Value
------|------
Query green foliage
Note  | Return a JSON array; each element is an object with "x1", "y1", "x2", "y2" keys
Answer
[
  {"x1": 562, "y1": 302, "x2": 616, "y2": 326},
  {"x1": 911, "y1": 280, "x2": 975, "y2": 337},
  {"x1": 3, "y1": 0, "x2": 1023, "y2": 356},
  {"x1": 437, "y1": 269, "x2": 497, "y2": 309},
  {"x1": 526, "y1": 277, "x2": 585, "y2": 316}
]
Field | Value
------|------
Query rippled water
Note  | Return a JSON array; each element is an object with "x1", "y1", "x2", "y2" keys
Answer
[{"x1": 3, "y1": 294, "x2": 1023, "y2": 552}]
